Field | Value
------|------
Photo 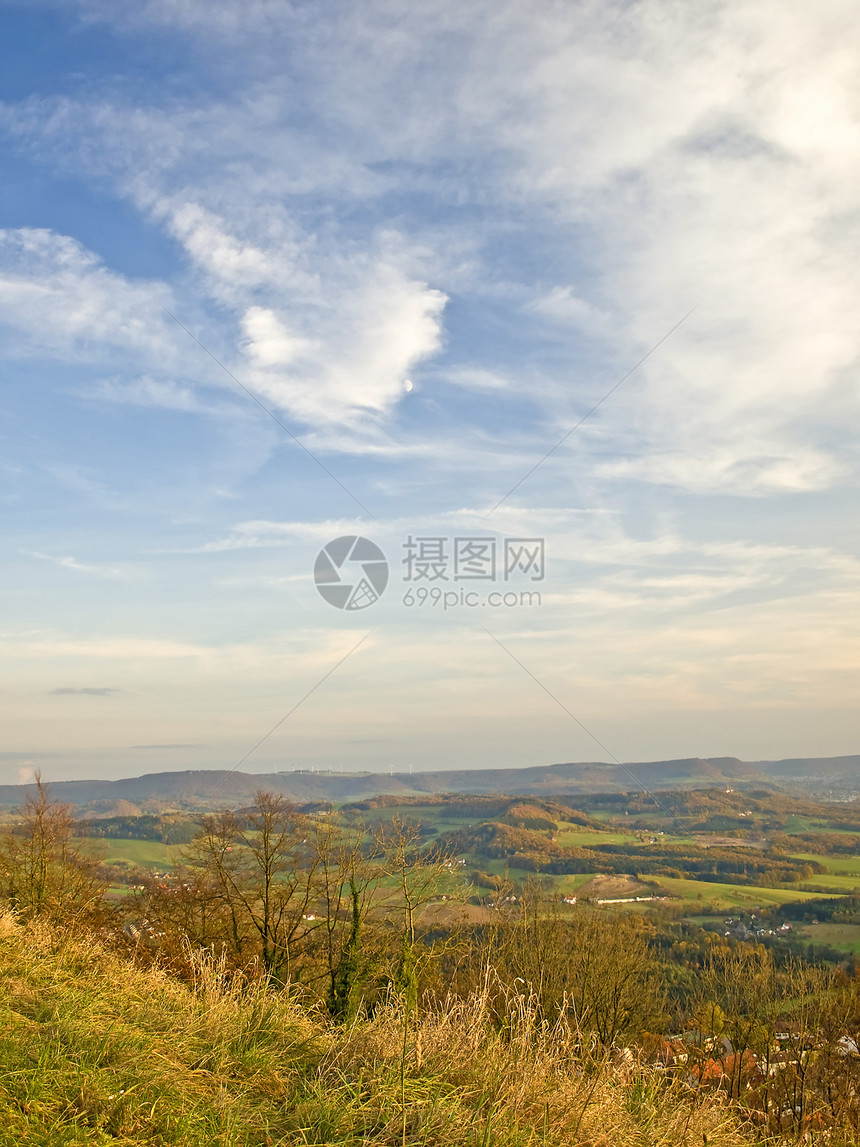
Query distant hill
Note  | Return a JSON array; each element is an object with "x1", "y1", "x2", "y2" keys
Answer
[
  {"x1": 1, "y1": 753, "x2": 857, "y2": 812},
  {"x1": 754, "y1": 755, "x2": 860, "y2": 787}
]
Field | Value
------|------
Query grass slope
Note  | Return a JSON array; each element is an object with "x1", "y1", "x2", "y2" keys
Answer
[
  {"x1": 799, "y1": 923, "x2": 860, "y2": 955},
  {"x1": 0, "y1": 913, "x2": 758, "y2": 1147},
  {"x1": 652, "y1": 876, "x2": 833, "y2": 911},
  {"x1": 79, "y1": 838, "x2": 183, "y2": 870}
]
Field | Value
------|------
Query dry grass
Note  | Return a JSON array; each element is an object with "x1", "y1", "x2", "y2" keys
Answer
[{"x1": 0, "y1": 913, "x2": 770, "y2": 1146}]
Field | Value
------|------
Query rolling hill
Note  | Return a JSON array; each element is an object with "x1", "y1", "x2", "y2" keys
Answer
[{"x1": 1, "y1": 753, "x2": 857, "y2": 811}]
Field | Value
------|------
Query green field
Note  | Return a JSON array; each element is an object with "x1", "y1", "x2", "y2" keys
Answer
[
  {"x1": 354, "y1": 804, "x2": 490, "y2": 835},
  {"x1": 785, "y1": 818, "x2": 857, "y2": 835},
  {"x1": 784, "y1": 814, "x2": 818, "y2": 832},
  {"x1": 554, "y1": 828, "x2": 632, "y2": 847},
  {"x1": 783, "y1": 851, "x2": 860, "y2": 895},
  {"x1": 799, "y1": 923, "x2": 860, "y2": 954},
  {"x1": 796, "y1": 876, "x2": 860, "y2": 894},
  {"x1": 393, "y1": 804, "x2": 474, "y2": 827},
  {"x1": 479, "y1": 858, "x2": 531, "y2": 878},
  {"x1": 78, "y1": 837, "x2": 184, "y2": 870},
  {"x1": 549, "y1": 873, "x2": 596, "y2": 896},
  {"x1": 794, "y1": 852, "x2": 860, "y2": 877},
  {"x1": 654, "y1": 875, "x2": 833, "y2": 911}
]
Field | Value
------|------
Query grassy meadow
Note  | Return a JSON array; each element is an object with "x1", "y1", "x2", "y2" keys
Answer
[
  {"x1": 83, "y1": 838, "x2": 184, "y2": 870},
  {"x1": 798, "y1": 923, "x2": 860, "y2": 955},
  {"x1": 0, "y1": 912, "x2": 758, "y2": 1147},
  {"x1": 642, "y1": 876, "x2": 833, "y2": 913}
]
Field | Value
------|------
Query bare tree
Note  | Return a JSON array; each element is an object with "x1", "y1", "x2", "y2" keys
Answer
[
  {"x1": 693, "y1": 944, "x2": 775, "y2": 1100},
  {"x1": 312, "y1": 818, "x2": 383, "y2": 1021},
  {"x1": 484, "y1": 881, "x2": 663, "y2": 1048},
  {"x1": 182, "y1": 792, "x2": 321, "y2": 981},
  {"x1": 377, "y1": 818, "x2": 459, "y2": 1003},
  {"x1": 0, "y1": 773, "x2": 106, "y2": 924}
]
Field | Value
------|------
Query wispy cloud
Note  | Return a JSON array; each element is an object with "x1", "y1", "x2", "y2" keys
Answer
[
  {"x1": 0, "y1": 228, "x2": 175, "y2": 363},
  {"x1": 4, "y1": 2, "x2": 857, "y2": 492},
  {"x1": 130, "y1": 743, "x2": 208, "y2": 749},
  {"x1": 23, "y1": 550, "x2": 123, "y2": 579},
  {"x1": 50, "y1": 686, "x2": 121, "y2": 696},
  {"x1": 85, "y1": 376, "x2": 217, "y2": 414}
]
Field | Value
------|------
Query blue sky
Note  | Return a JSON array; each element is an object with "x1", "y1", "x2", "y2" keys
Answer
[{"x1": 2, "y1": 0, "x2": 859, "y2": 784}]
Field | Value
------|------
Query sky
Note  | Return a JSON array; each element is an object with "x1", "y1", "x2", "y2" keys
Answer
[{"x1": 1, "y1": 0, "x2": 859, "y2": 785}]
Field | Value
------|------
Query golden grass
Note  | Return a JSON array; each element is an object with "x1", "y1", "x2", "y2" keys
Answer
[{"x1": 0, "y1": 913, "x2": 762, "y2": 1146}]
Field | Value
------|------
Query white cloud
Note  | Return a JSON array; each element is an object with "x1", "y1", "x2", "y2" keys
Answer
[
  {"x1": 527, "y1": 287, "x2": 610, "y2": 332},
  {"x1": 471, "y1": 1, "x2": 860, "y2": 492},
  {"x1": 241, "y1": 307, "x2": 314, "y2": 369},
  {"x1": 87, "y1": 375, "x2": 231, "y2": 414},
  {"x1": 23, "y1": 550, "x2": 123, "y2": 579},
  {"x1": 0, "y1": 213, "x2": 446, "y2": 437},
  {"x1": 34, "y1": 0, "x2": 856, "y2": 490},
  {"x1": 177, "y1": 508, "x2": 860, "y2": 633},
  {"x1": 159, "y1": 200, "x2": 318, "y2": 299},
  {"x1": 0, "y1": 228, "x2": 175, "y2": 362},
  {"x1": 442, "y1": 367, "x2": 513, "y2": 392},
  {"x1": 599, "y1": 444, "x2": 846, "y2": 496},
  {"x1": 236, "y1": 257, "x2": 447, "y2": 428}
]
